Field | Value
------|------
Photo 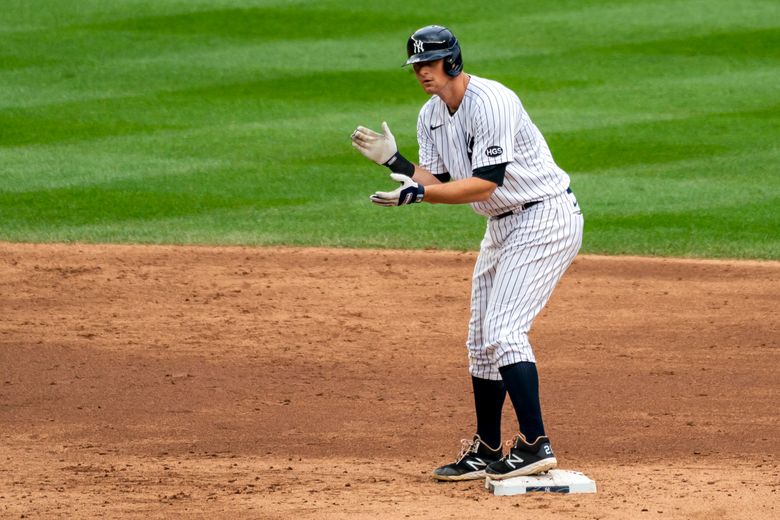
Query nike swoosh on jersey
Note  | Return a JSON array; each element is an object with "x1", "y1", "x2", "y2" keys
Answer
[{"x1": 430, "y1": 123, "x2": 444, "y2": 130}]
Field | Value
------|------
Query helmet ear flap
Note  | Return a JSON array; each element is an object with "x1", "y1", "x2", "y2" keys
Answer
[{"x1": 445, "y1": 47, "x2": 463, "y2": 77}]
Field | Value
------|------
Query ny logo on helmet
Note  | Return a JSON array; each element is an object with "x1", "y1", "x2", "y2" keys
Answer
[{"x1": 413, "y1": 39, "x2": 424, "y2": 54}]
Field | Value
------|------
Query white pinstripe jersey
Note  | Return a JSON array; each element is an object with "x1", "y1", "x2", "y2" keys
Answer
[{"x1": 416, "y1": 74, "x2": 570, "y2": 217}]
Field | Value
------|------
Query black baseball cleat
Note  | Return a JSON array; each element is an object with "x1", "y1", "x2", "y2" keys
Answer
[
  {"x1": 432, "y1": 435, "x2": 503, "y2": 481},
  {"x1": 485, "y1": 434, "x2": 557, "y2": 480}
]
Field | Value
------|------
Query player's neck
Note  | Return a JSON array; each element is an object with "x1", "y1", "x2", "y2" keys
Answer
[{"x1": 439, "y1": 73, "x2": 470, "y2": 114}]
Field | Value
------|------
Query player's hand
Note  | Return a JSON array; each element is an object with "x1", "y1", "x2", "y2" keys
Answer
[
  {"x1": 370, "y1": 173, "x2": 425, "y2": 206},
  {"x1": 351, "y1": 122, "x2": 398, "y2": 165}
]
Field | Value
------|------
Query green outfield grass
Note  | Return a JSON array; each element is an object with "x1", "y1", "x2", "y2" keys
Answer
[{"x1": 1, "y1": 0, "x2": 778, "y2": 258}]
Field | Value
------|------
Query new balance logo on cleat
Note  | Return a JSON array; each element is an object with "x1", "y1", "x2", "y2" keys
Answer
[
  {"x1": 465, "y1": 458, "x2": 488, "y2": 472},
  {"x1": 505, "y1": 453, "x2": 524, "y2": 469}
]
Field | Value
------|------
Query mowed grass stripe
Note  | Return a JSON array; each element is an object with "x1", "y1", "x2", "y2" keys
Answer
[
  {"x1": 0, "y1": 0, "x2": 778, "y2": 258},
  {"x1": 2, "y1": 195, "x2": 483, "y2": 250},
  {"x1": 4, "y1": 1, "x2": 776, "y2": 100}
]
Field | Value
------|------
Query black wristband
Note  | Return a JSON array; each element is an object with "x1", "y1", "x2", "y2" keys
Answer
[{"x1": 383, "y1": 152, "x2": 415, "y2": 176}]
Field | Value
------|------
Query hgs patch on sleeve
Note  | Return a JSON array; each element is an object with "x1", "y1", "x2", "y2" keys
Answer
[{"x1": 485, "y1": 146, "x2": 503, "y2": 157}]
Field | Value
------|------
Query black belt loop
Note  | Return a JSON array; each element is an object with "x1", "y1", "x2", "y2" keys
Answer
[{"x1": 493, "y1": 187, "x2": 573, "y2": 220}]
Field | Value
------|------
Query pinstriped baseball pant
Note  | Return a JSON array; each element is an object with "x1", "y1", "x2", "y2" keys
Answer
[{"x1": 467, "y1": 190, "x2": 583, "y2": 380}]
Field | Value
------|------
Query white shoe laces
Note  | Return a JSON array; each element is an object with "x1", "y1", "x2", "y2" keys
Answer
[
  {"x1": 506, "y1": 433, "x2": 523, "y2": 450},
  {"x1": 455, "y1": 438, "x2": 480, "y2": 463},
  {"x1": 497, "y1": 433, "x2": 527, "y2": 461}
]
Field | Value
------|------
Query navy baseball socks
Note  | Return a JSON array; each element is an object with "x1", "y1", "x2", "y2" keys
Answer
[
  {"x1": 485, "y1": 361, "x2": 558, "y2": 479},
  {"x1": 499, "y1": 361, "x2": 546, "y2": 442},
  {"x1": 432, "y1": 435, "x2": 503, "y2": 481},
  {"x1": 471, "y1": 376, "x2": 506, "y2": 448}
]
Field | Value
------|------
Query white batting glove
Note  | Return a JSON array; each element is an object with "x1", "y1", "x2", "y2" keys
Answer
[
  {"x1": 370, "y1": 173, "x2": 425, "y2": 207},
  {"x1": 351, "y1": 122, "x2": 398, "y2": 165}
]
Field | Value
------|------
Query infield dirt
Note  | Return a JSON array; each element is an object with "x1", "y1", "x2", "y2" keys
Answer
[{"x1": 1, "y1": 243, "x2": 777, "y2": 519}]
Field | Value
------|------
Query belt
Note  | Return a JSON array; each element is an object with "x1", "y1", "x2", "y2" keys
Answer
[{"x1": 493, "y1": 187, "x2": 572, "y2": 220}]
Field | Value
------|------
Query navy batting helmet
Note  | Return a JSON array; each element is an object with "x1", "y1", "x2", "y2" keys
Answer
[{"x1": 404, "y1": 25, "x2": 463, "y2": 77}]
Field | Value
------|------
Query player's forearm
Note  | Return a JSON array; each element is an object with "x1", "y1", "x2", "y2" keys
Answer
[
  {"x1": 411, "y1": 165, "x2": 443, "y2": 186},
  {"x1": 422, "y1": 177, "x2": 497, "y2": 204}
]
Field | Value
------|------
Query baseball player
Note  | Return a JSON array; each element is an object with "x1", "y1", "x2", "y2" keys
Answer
[{"x1": 351, "y1": 25, "x2": 583, "y2": 481}]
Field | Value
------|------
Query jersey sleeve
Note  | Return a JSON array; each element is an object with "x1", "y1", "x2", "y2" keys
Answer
[
  {"x1": 470, "y1": 90, "x2": 517, "y2": 171},
  {"x1": 417, "y1": 109, "x2": 446, "y2": 175}
]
